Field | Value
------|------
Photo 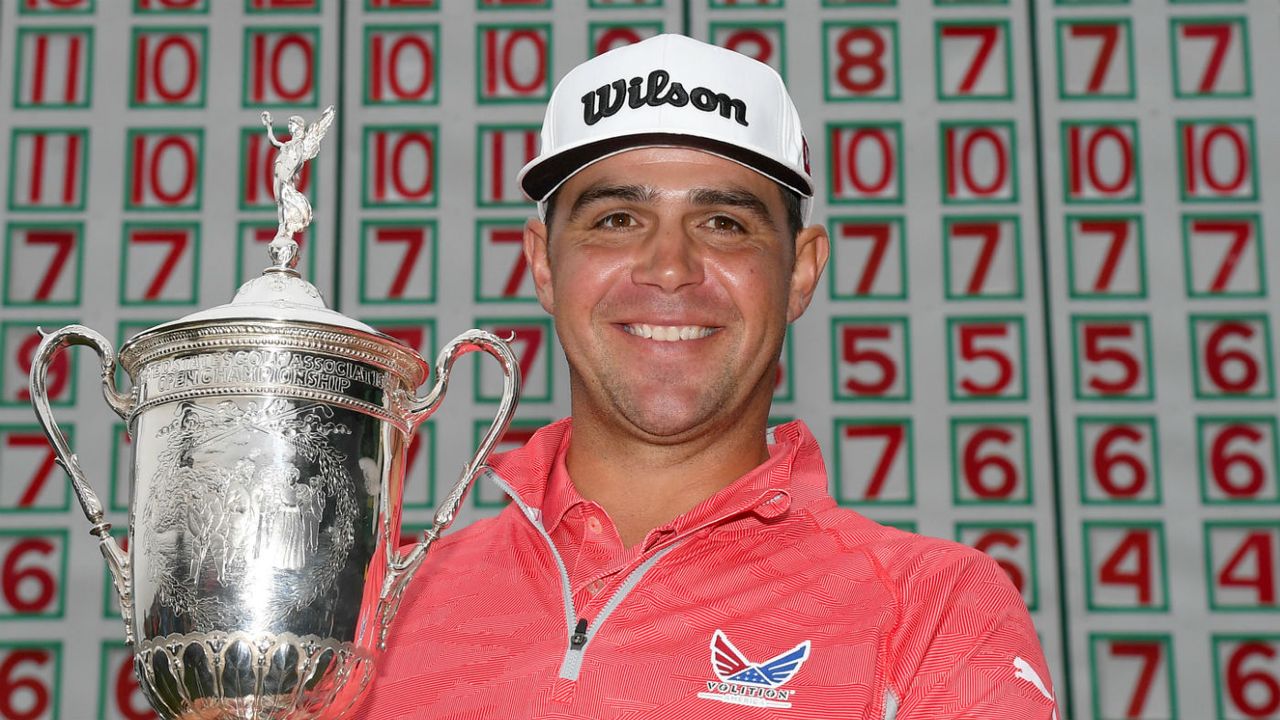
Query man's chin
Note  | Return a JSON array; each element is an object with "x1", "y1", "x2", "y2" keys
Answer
[{"x1": 615, "y1": 398, "x2": 728, "y2": 443}]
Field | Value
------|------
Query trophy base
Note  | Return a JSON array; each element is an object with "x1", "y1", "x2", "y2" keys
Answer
[{"x1": 134, "y1": 631, "x2": 374, "y2": 719}]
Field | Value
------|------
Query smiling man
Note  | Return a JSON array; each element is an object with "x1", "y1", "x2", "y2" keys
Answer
[{"x1": 356, "y1": 34, "x2": 1058, "y2": 719}]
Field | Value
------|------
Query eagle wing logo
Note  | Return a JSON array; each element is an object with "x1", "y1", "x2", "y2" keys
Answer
[{"x1": 711, "y1": 630, "x2": 811, "y2": 688}]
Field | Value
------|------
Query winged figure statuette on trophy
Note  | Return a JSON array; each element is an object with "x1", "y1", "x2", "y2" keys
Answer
[{"x1": 261, "y1": 105, "x2": 334, "y2": 271}]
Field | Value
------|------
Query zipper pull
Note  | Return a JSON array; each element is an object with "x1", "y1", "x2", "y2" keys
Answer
[{"x1": 570, "y1": 618, "x2": 588, "y2": 650}]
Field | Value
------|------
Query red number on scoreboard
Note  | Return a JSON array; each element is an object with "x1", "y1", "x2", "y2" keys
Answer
[
  {"x1": 1209, "y1": 526, "x2": 1279, "y2": 609},
  {"x1": 367, "y1": 28, "x2": 437, "y2": 104},
  {"x1": 1179, "y1": 120, "x2": 1255, "y2": 201},
  {"x1": 128, "y1": 131, "x2": 202, "y2": 209},
  {"x1": 1065, "y1": 122, "x2": 1138, "y2": 202},
  {"x1": 1173, "y1": 19, "x2": 1248, "y2": 97},
  {"x1": 1219, "y1": 639, "x2": 1280, "y2": 719},
  {"x1": 246, "y1": 29, "x2": 317, "y2": 105},
  {"x1": 0, "y1": 537, "x2": 58, "y2": 615},
  {"x1": 937, "y1": 22, "x2": 1007, "y2": 98},
  {"x1": 10, "y1": 130, "x2": 86, "y2": 210},
  {"x1": 482, "y1": 226, "x2": 530, "y2": 300},
  {"x1": 1078, "y1": 421, "x2": 1154, "y2": 509},
  {"x1": 132, "y1": 30, "x2": 204, "y2": 106},
  {"x1": 960, "y1": 426, "x2": 1023, "y2": 501},
  {"x1": 365, "y1": 128, "x2": 437, "y2": 207},
  {"x1": 1191, "y1": 317, "x2": 1272, "y2": 398},
  {"x1": 0, "y1": 648, "x2": 53, "y2": 720},
  {"x1": 826, "y1": 23, "x2": 897, "y2": 100},
  {"x1": 950, "y1": 320, "x2": 1023, "y2": 399},
  {"x1": 839, "y1": 420, "x2": 911, "y2": 499},
  {"x1": 15, "y1": 29, "x2": 90, "y2": 107},
  {"x1": 13, "y1": 228, "x2": 78, "y2": 303},
  {"x1": 835, "y1": 320, "x2": 908, "y2": 401},
  {"x1": 942, "y1": 124, "x2": 1016, "y2": 202},
  {"x1": 829, "y1": 124, "x2": 900, "y2": 203},
  {"x1": 1091, "y1": 525, "x2": 1164, "y2": 609},
  {"x1": 1108, "y1": 639, "x2": 1164, "y2": 719},
  {"x1": 1077, "y1": 320, "x2": 1148, "y2": 397},
  {"x1": 1201, "y1": 420, "x2": 1278, "y2": 502},
  {"x1": 479, "y1": 26, "x2": 550, "y2": 101},
  {"x1": 2, "y1": 432, "x2": 60, "y2": 509}
]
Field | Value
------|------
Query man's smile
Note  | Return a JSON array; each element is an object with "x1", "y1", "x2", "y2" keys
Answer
[{"x1": 621, "y1": 323, "x2": 721, "y2": 342}]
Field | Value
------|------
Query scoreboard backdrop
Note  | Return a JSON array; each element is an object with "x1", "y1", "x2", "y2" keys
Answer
[{"x1": 0, "y1": 1, "x2": 1278, "y2": 718}]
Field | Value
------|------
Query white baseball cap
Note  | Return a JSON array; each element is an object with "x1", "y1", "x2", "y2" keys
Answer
[{"x1": 518, "y1": 33, "x2": 813, "y2": 223}]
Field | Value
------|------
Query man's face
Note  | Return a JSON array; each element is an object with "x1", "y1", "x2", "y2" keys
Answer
[{"x1": 524, "y1": 147, "x2": 828, "y2": 443}]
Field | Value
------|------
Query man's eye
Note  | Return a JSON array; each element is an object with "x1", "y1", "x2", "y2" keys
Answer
[
  {"x1": 706, "y1": 216, "x2": 745, "y2": 233},
  {"x1": 596, "y1": 212, "x2": 635, "y2": 229}
]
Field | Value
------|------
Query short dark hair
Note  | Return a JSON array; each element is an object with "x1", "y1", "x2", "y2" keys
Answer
[{"x1": 542, "y1": 182, "x2": 804, "y2": 240}]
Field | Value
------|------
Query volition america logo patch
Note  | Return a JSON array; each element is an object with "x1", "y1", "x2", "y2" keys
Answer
[{"x1": 696, "y1": 630, "x2": 811, "y2": 709}]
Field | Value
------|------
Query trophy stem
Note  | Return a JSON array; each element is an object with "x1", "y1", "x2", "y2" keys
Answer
[{"x1": 266, "y1": 234, "x2": 302, "y2": 275}]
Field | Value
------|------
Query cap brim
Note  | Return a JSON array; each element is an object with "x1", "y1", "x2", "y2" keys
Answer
[{"x1": 519, "y1": 132, "x2": 813, "y2": 203}]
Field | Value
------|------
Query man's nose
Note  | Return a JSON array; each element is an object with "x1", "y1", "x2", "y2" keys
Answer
[{"x1": 631, "y1": 223, "x2": 704, "y2": 292}]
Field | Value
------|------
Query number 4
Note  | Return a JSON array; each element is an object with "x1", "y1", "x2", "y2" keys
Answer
[{"x1": 1086, "y1": 522, "x2": 1168, "y2": 611}]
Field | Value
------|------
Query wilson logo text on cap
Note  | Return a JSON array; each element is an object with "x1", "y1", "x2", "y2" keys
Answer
[{"x1": 581, "y1": 70, "x2": 749, "y2": 128}]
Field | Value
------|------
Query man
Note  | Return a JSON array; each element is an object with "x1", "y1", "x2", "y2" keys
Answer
[{"x1": 356, "y1": 34, "x2": 1058, "y2": 719}]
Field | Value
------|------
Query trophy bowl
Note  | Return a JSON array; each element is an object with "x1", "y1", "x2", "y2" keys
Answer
[{"x1": 27, "y1": 109, "x2": 520, "y2": 719}]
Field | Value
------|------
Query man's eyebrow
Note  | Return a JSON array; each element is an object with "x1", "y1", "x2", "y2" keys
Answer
[
  {"x1": 687, "y1": 187, "x2": 775, "y2": 228},
  {"x1": 566, "y1": 184, "x2": 656, "y2": 222}
]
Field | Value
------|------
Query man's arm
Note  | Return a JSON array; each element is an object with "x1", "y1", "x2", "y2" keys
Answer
[{"x1": 885, "y1": 546, "x2": 1059, "y2": 719}]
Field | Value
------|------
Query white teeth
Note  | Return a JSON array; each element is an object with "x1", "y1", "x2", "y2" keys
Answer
[{"x1": 624, "y1": 324, "x2": 715, "y2": 342}]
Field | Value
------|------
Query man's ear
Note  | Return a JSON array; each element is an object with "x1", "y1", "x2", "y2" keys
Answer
[
  {"x1": 787, "y1": 224, "x2": 830, "y2": 323},
  {"x1": 524, "y1": 218, "x2": 554, "y2": 314}
]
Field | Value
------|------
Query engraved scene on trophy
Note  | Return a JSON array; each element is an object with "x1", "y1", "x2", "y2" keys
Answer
[{"x1": 132, "y1": 393, "x2": 384, "y2": 639}]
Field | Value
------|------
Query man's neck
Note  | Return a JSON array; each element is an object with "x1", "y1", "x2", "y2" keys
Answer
[{"x1": 564, "y1": 410, "x2": 771, "y2": 549}]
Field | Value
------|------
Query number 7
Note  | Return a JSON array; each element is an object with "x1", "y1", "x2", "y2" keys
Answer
[
  {"x1": 1079, "y1": 220, "x2": 1129, "y2": 292},
  {"x1": 1109, "y1": 641, "x2": 1162, "y2": 718},
  {"x1": 1181, "y1": 23, "x2": 1233, "y2": 94},
  {"x1": 5, "y1": 434, "x2": 57, "y2": 508},
  {"x1": 130, "y1": 230, "x2": 189, "y2": 300},
  {"x1": 941, "y1": 25, "x2": 1000, "y2": 94},
  {"x1": 1069, "y1": 23, "x2": 1120, "y2": 94},
  {"x1": 489, "y1": 229, "x2": 529, "y2": 297},
  {"x1": 24, "y1": 230, "x2": 75, "y2": 301},
  {"x1": 374, "y1": 227, "x2": 425, "y2": 298},
  {"x1": 950, "y1": 222, "x2": 1000, "y2": 295},
  {"x1": 843, "y1": 424, "x2": 904, "y2": 500},
  {"x1": 1191, "y1": 219, "x2": 1251, "y2": 293}
]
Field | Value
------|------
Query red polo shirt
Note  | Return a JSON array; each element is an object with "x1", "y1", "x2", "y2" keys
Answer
[{"x1": 354, "y1": 419, "x2": 1058, "y2": 719}]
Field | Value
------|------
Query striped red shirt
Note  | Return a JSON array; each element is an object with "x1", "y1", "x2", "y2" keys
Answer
[{"x1": 354, "y1": 419, "x2": 1058, "y2": 719}]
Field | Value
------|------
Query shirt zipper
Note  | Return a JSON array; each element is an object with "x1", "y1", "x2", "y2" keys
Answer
[{"x1": 484, "y1": 468, "x2": 683, "y2": 682}]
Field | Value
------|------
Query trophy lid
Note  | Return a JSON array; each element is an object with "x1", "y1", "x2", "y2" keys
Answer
[{"x1": 141, "y1": 260, "x2": 378, "y2": 335}]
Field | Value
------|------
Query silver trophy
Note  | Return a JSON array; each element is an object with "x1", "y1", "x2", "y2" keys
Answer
[{"x1": 27, "y1": 108, "x2": 520, "y2": 719}]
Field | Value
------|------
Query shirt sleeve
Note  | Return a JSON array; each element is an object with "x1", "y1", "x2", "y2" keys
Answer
[{"x1": 885, "y1": 546, "x2": 1059, "y2": 720}]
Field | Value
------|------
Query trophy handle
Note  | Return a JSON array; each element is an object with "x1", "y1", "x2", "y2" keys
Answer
[
  {"x1": 377, "y1": 329, "x2": 521, "y2": 647},
  {"x1": 29, "y1": 325, "x2": 136, "y2": 644}
]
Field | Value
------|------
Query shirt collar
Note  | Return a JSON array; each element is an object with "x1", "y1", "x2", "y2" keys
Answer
[
  {"x1": 539, "y1": 425, "x2": 582, "y2": 535},
  {"x1": 489, "y1": 418, "x2": 828, "y2": 539}
]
